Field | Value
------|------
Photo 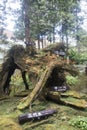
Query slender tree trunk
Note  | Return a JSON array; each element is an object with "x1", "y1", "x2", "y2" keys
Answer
[
  {"x1": 76, "y1": 35, "x2": 80, "y2": 53},
  {"x1": 75, "y1": 5, "x2": 80, "y2": 54},
  {"x1": 66, "y1": 33, "x2": 69, "y2": 55},
  {"x1": 42, "y1": 35, "x2": 44, "y2": 49},
  {"x1": 61, "y1": 35, "x2": 64, "y2": 43},
  {"x1": 43, "y1": 35, "x2": 46, "y2": 48},
  {"x1": 61, "y1": 24, "x2": 64, "y2": 43},
  {"x1": 53, "y1": 26, "x2": 55, "y2": 43},
  {"x1": 37, "y1": 34, "x2": 40, "y2": 49},
  {"x1": 50, "y1": 33, "x2": 52, "y2": 44}
]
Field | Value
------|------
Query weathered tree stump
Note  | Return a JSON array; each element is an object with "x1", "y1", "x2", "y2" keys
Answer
[{"x1": 0, "y1": 43, "x2": 80, "y2": 110}]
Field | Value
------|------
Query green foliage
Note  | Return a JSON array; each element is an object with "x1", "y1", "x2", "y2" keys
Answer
[
  {"x1": 69, "y1": 116, "x2": 87, "y2": 130},
  {"x1": 80, "y1": 52, "x2": 87, "y2": 64},
  {"x1": 69, "y1": 49, "x2": 82, "y2": 64},
  {"x1": 66, "y1": 75, "x2": 78, "y2": 86},
  {"x1": 69, "y1": 49, "x2": 87, "y2": 64}
]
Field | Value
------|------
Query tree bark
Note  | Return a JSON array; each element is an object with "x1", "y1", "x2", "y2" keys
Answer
[
  {"x1": 23, "y1": 0, "x2": 30, "y2": 44},
  {"x1": 17, "y1": 61, "x2": 62, "y2": 110}
]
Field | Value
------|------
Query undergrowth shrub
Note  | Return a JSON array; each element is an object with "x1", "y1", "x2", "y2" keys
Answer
[
  {"x1": 69, "y1": 49, "x2": 82, "y2": 64},
  {"x1": 69, "y1": 116, "x2": 87, "y2": 130},
  {"x1": 66, "y1": 75, "x2": 78, "y2": 86}
]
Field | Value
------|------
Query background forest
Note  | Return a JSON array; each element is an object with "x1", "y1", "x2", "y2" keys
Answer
[{"x1": 0, "y1": 0, "x2": 87, "y2": 63}]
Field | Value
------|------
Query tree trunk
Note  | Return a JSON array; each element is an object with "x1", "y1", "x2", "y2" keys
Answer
[
  {"x1": 37, "y1": 34, "x2": 40, "y2": 49},
  {"x1": 17, "y1": 61, "x2": 62, "y2": 110},
  {"x1": 23, "y1": 0, "x2": 30, "y2": 44},
  {"x1": 66, "y1": 33, "x2": 69, "y2": 55},
  {"x1": 76, "y1": 35, "x2": 80, "y2": 53},
  {"x1": 75, "y1": 6, "x2": 80, "y2": 54},
  {"x1": 53, "y1": 26, "x2": 55, "y2": 43},
  {"x1": 61, "y1": 25, "x2": 64, "y2": 43},
  {"x1": 42, "y1": 35, "x2": 44, "y2": 49}
]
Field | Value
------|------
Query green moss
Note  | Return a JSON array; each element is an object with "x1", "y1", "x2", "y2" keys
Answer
[
  {"x1": 0, "y1": 116, "x2": 22, "y2": 130},
  {"x1": 0, "y1": 71, "x2": 87, "y2": 130},
  {"x1": 69, "y1": 116, "x2": 87, "y2": 130}
]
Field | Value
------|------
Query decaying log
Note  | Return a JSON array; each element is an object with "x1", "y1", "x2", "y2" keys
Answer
[
  {"x1": 46, "y1": 90, "x2": 87, "y2": 109},
  {"x1": 17, "y1": 61, "x2": 62, "y2": 110}
]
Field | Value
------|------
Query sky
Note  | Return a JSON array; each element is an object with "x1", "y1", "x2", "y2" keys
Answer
[
  {"x1": 6, "y1": 0, "x2": 21, "y2": 31},
  {"x1": 80, "y1": 0, "x2": 87, "y2": 30}
]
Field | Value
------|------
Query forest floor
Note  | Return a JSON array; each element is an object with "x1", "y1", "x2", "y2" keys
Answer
[{"x1": 0, "y1": 71, "x2": 87, "y2": 130}]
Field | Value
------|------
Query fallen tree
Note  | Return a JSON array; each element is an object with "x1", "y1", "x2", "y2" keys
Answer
[
  {"x1": 1, "y1": 43, "x2": 85, "y2": 110},
  {"x1": 17, "y1": 61, "x2": 63, "y2": 110},
  {"x1": 0, "y1": 43, "x2": 67, "y2": 95},
  {"x1": 17, "y1": 59, "x2": 87, "y2": 110}
]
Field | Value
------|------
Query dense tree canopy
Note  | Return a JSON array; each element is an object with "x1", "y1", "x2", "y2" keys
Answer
[
  {"x1": 14, "y1": 0, "x2": 84, "y2": 47},
  {"x1": 0, "y1": 0, "x2": 87, "y2": 49}
]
